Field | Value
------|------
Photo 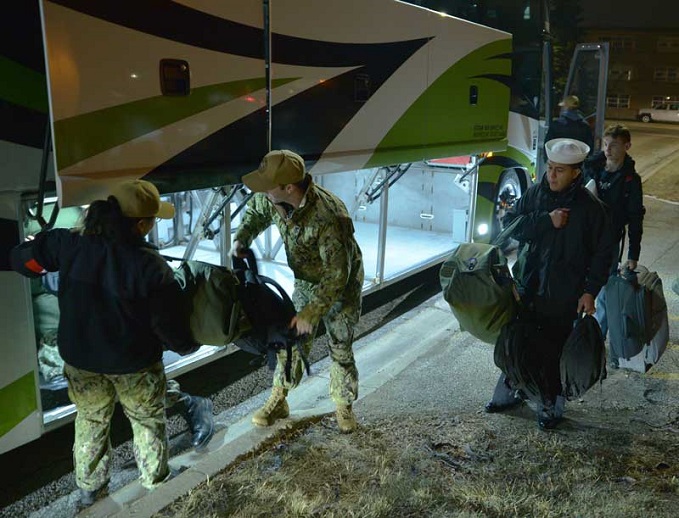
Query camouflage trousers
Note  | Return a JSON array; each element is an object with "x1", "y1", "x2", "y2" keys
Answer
[
  {"x1": 272, "y1": 280, "x2": 360, "y2": 406},
  {"x1": 63, "y1": 361, "x2": 169, "y2": 491},
  {"x1": 164, "y1": 378, "x2": 184, "y2": 408}
]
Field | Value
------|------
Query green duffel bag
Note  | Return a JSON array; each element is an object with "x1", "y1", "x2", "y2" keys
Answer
[
  {"x1": 439, "y1": 218, "x2": 522, "y2": 345},
  {"x1": 174, "y1": 260, "x2": 248, "y2": 346}
]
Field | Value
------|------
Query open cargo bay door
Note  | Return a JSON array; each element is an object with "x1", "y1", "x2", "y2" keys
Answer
[
  {"x1": 40, "y1": 0, "x2": 511, "y2": 207},
  {"x1": 40, "y1": 0, "x2": 268, "y2": 206},
  {"x1": 268, "y1": 0, "x2": 513, "y2": 175},
  {"x1": 0, "y1": 0, "x2": 512, "y2": 455}
]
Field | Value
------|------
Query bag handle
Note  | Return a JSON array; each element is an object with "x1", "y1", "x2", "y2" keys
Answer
[
  {"x1": 232, "y1": 247, "x2": 259, "y2": 277},
  {"x1": 491, "y1": 214, "x2": 526, "y2": 247}
]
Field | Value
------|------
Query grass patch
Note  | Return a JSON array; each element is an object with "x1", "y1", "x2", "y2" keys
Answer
[{"x1": 157, "y1": 410, "x2": 679, "y2": 518}]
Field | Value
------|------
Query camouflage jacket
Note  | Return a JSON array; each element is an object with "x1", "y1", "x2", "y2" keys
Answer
[{"x1": 234, "y1": 179, "x2": 364, "y2": 325}]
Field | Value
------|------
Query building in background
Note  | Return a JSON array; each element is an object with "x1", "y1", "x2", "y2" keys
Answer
[{"x1": 582, "y1": 28, "x2": 679, "y2": 120}]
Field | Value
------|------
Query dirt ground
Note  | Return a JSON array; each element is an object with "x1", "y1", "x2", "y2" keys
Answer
[{"x1": 154, "y1": 343, "x2": 679, "y2": 518}]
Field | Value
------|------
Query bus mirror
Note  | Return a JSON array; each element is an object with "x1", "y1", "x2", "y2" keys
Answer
[{"x1": 160, "y1": 59, "x2": 191, "y2": 96}]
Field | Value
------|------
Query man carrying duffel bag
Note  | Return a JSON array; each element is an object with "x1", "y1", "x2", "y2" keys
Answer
[
  {"x1": 583, "y1": 124, "x2": 645, "y2": 368},
  {"x1": 486, "y1": 138, "x2": 614, "y2": 430}
]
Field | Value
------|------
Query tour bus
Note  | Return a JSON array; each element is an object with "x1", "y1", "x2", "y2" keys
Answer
[{"x1": 0, "y1": 0, "x2": 608, "y2": 455}]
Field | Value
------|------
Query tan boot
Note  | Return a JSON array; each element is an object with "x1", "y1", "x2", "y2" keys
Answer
[
  {"x1": 336, "y1": 404, "x2": 357, "y2": 433},
  {"x1": 252, "y1": 387, "x2": 289, "y2": 427}
]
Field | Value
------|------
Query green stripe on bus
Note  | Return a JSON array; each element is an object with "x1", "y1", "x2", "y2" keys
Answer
[
  {"x1": 0, "y1": 372, "x2": 38, "y2": 438},
  {"x1": 367, "y1": 39, "x2": 511, "y2": 166},
  {"x1": 0, "y1": 56, "x2": 48, "y2": 113},
  {"x1": 53, "y1": 77, "x2": 298, "y2": 170}
]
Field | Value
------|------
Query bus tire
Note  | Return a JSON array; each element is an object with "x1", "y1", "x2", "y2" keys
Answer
[{"x1": 492, "y1": 170, "x2": 523, "y2": 250}]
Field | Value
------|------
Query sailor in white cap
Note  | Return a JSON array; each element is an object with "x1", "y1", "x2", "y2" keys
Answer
[{"x1": 484, "y1": 137, "x2": 614, "y2": 430}]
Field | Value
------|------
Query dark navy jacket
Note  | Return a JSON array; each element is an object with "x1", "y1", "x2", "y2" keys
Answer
[
  {"x1": 545, "y1": 110, "x2": 594, "y2": 153},
  {"x1": 13, "y1": 229, "x2": 198, "y2": 374},
  {"x1": 583, "y1": 151, "x2": 644, "y2": 261},
  {"x1": 505, "y1": 175, "x2": 614, "y2": 319}
]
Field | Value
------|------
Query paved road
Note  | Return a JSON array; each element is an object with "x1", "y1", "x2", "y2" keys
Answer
[{"x1": 607, "y1": 120, "x2": 679, "y2": 201}]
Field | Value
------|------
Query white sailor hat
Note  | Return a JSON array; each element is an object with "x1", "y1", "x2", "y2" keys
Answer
[{"x1": 545, "y1": 138, "x2": 590, "y2": 164}]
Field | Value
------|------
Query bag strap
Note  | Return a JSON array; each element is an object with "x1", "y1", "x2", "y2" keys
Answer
[
  {"x1": 491, "y1": 214, "x2": 526, "y2": 247},
  {"x1": 232, "y1": 248, "x2": 259, "y2": 277},
  {"x1": 259, "y1": 275, "x2": 294, "y2": 309},
  {"x1": 267, "y1": 325, "x2": 311, "y2": 382},
  {"x1": 284, "y1": 338, "x2": 311, "y2": 383},
  {"x1": 233, "y1": 248, "x2": 308, "y2": 381}
]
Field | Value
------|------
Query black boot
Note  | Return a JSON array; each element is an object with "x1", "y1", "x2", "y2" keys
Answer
[
  {"x1": 180, "y1": 393, "x2": 215, "y2": 450},
  {"x1": 484, "y1": 396, "x2": 523, "y2": 413}
]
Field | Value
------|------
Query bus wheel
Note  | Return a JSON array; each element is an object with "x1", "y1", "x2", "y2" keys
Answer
[{"x1": 492, "y1": 170, "x2": 522, "y2": 250}]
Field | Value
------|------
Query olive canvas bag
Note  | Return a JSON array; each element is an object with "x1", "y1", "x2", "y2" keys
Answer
[{"x1": 439, "y1": 217, "x2": 523, "y2": 345}]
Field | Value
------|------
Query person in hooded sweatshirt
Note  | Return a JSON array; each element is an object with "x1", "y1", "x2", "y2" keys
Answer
[
  {"x1": 485, "y1": 138, "x2": 614, "y2": 430},
  {"x1": 583, "y1": 124, "x2": 645, "y2": 368}
]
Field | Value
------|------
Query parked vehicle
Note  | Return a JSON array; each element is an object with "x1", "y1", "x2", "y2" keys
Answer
[{"x1": 638, "y1": 102, "x2": 679, "y2": 123}]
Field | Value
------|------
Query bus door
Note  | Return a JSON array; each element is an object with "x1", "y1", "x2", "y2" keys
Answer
[
  {"x1": 564, "y1": 43, "x2": 610, "y2": 152},
  {"x1": 537, "y1": 42, "x2": 610, "y2": 180}
]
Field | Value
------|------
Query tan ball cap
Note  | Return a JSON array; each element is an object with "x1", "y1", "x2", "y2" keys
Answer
[
  {"x1": 109, "y1": 179, "x2": 175, "y2": 219},
  {"x1": 559, "y1": 95, "x2": 580, "y2": 109},
  {"x1": 242, "y1": 150, "x2": 306, "y2": 192}
]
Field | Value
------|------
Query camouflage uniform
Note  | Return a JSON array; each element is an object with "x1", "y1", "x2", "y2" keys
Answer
[
  {"x1": 164, "y1": 378, "x2": 186, "y2": 408},
  {"x1": 63, "y1": 361, "x2": 169, "y2": 491},
  {"x1": 234, "y1": 180, "x2": 364, "y2": 405},
  {"x1": 32, "y1": 280, "x2": 64, "y2": 382}
]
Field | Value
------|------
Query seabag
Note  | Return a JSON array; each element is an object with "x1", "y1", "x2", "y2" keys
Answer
[
  {"x1": 560, "y1": 314, "x2": 606, "y2": 399},
  {"x1": 173, "y1": 260, "x2": 243, "y2": 346},
  {"x1": 606, "y1": 265, "x2": 668, "y2": 366},
  {"x1": 616, "y1": 266, "x2": 669, "y2": 371},
  {"x1": 493, "y1": 314, "x2": 544, "y2": 402},
  {"x1": 440, "y1": 217, "x2": 523, "y2": 344}
]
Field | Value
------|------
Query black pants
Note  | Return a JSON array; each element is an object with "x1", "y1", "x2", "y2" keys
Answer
[{"x1": 529, "y1": 306, "x2": 574, "y2": 403}]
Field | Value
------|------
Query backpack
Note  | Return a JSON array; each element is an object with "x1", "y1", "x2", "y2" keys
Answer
[
  {"x1": 231, "y1": 249, "x2": 310, "y2": 381},
  {"x1": 560, "y1": 314, "x2": 606, "y2": 399},
  {"x1": 439, "y1": 217, "x2": 523, "y2": 344}
]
